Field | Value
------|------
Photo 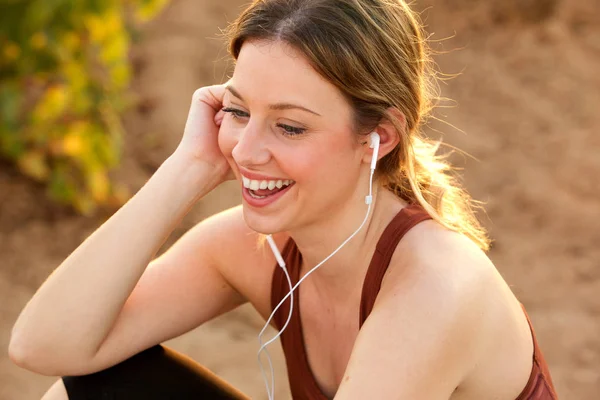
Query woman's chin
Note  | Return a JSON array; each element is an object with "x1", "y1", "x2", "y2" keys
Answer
[{"x1": 242, "y1": 207, "x2": 286, "y2": 234}]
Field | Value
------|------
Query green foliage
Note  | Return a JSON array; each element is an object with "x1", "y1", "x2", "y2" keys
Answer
[{"x1": 0, "y1": 0, "x2": 168, "y2": 214}]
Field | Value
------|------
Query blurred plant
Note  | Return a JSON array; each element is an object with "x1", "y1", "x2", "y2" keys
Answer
[{"x1": 0, "y1": 0, "x2": 168, "y2": 215}]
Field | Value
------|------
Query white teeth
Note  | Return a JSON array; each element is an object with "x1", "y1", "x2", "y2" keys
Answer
[{"x1": 241, "y1": 175, "x2": 295, "y2": 190}]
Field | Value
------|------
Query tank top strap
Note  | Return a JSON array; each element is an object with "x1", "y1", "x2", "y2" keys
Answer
[
  {"x1": 515, "y1": 303, "x2": 559, "y2": 399},
  {"x1": 359, "y1": 204, "x2": 432, "y2": 328}
]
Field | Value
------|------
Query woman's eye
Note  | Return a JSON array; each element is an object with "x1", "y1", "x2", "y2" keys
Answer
[
  {"x1": 222, "y1": 107, "x2": 305, "y2": 136},
  {"x1": 277, "y1": 123, "x2": 306, "y2": 136},
  {"x1": 222, "y1": 107, "x2": 249, "y2": 119}
]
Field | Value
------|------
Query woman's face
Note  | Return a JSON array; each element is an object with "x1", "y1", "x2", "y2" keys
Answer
[{"x1": 219, "y1": 39, "x2": 366, "y2": 234}]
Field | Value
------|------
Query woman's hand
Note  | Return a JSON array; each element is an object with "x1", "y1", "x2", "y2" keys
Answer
[{"x1": 171, "y1": 83, "x2": 234, "y2": 185}]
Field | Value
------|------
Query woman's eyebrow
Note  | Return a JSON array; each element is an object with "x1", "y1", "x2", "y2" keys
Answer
[{"x1": 225, "y1": 85, "x2": 322, "y2": 117}]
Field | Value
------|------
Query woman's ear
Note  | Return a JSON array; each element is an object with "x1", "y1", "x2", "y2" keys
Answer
[{"x1": 362, "y1": 107, "x2": 405, "y2": 165}]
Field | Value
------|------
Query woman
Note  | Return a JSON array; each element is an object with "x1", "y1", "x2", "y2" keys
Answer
[{"x1": 9, "y1": 0, "x2": 558, "y2": 399}]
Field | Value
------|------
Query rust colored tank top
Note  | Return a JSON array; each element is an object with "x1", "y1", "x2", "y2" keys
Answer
[{"x1": 270, "y1": 204, "x2": 558, "y2": 399}]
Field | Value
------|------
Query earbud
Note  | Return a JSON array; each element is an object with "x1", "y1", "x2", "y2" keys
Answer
[
  {"x1": 364, "y1": 132, "x2": 380, "y2": 206},
  {"x1": 369, "y1": 132, "x2": 380, "y2": 171}
]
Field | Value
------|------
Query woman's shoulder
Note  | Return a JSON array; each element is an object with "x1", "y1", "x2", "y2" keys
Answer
[
  {"x1": 372, "y1": 217, "x2": 535, "y2": 397},
  {"x1": 198, "y1": 205, "x2": 248, "y2": 244},
  {"x1": 196, "y1": 205, "x2": 289, "y2": 315},
  {"x1": 344, "y1": 218, "x2": 516, "y2": 398},
  {"x1": 369, "y1": 197, "x2": 499, "y2": 315},
  {"x1": 373, "y1": 218, "x2": 499, "y2": 353},
  {"x1": 389, "y1": 216, "x2": 496, "y2": 289},
  {"x1": 199, "y1": 204, "x2": 290, "y2": 258}
]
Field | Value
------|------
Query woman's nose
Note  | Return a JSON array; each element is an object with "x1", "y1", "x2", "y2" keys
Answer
[{"x1": 231, "y1": 124, "x2": 271, "y2": 167}]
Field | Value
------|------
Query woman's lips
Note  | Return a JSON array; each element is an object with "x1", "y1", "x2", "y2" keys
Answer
[{"x1": 242, "y1": 182, "x2": 295, "y2": 208}]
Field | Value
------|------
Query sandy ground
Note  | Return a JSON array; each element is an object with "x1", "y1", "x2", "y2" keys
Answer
[{"x1": 1, "y1": 0, "x2": 599, "y2": 399}]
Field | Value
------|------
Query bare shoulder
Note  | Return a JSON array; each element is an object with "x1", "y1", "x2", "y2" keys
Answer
[
  {"x1": 198, "y1": 205, "x2": 289, "y2": 266},
  {"x1": 373, "y1": 221, "x2": 500, "y2": 371},
  {"x1": 385, "y1": 219, "x2": 498, "y2": 303},
  {"x1": 371, "y1": 219, "x2": 534, "y2": 397},
  {"x1": 197, "y1": 205, "x2": 290, "y2": 318},
  {"x1": 389, "y1": 219, "x2": 524, "y2": 328},
  {"x1": 338, "y1": 222, "x2": 510, "y2": 398}
]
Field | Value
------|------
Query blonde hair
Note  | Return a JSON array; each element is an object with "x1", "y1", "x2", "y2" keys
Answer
[{"x1": 226, "y1": 0, "x2": 490, "y2": 251}]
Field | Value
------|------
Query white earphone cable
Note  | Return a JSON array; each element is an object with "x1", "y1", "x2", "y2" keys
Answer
[
  {"x1": 259, "y1": 236, "x2": 294, "y2": 400},
  {"x1": 257, "y1": 132, "x2": 379, "y2": 399}
]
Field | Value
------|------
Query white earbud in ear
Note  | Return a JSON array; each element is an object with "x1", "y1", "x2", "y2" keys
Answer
[
  {"x1": 364, "y1": 132, "x2": 380, "y2": 205},
  {"x1": 369, "y1": 132, "x2": 380, "y2": 171}
]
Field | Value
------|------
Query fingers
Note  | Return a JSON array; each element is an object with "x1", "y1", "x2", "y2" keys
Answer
[
  {"x1": 184, "y1": 84, "x2": 226, "y2": 135},
  {"x1": 193, "y1": 83, "x2": 228, "y2": 112},
  {"x1": 214, "y1": 109, "x2": 225, "y2": 127}
]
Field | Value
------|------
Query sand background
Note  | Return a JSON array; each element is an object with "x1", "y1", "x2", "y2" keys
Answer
[{"x1": 1, "y1": 0, "x2": 599, "y2": 398}]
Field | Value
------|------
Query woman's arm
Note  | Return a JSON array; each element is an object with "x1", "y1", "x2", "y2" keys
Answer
[{"x1": 8, "y1": 86, "x2": 235, "y2": 375}]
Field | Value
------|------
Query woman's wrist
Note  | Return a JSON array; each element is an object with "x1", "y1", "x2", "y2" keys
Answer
[{"x1": 160, "y1": 154, "x2": 225, "y2": 207}]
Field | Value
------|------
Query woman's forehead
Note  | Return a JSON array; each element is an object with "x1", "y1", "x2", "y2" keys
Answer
[{"x1": 230, "y1": 40, "x2": 351, "y2": 117}]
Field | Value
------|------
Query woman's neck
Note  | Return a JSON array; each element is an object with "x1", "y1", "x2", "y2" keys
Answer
[{"x1": 288, "y1": 187, "x2": 406, "y2": 297}]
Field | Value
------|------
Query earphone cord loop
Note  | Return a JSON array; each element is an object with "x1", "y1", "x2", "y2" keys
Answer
[
  {"x1": 258, "y1": 132, "x2": 379, "y2": 399},
  {"x1": 257, "y1": 264, "x2": 293, "y2": 400},
  {"x1": 258, "y1": 166, "x2": 376, "y2": 399}
]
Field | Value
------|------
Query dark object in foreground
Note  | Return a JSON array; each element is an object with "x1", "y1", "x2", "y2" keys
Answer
[{"x1": 62, "y1": 344, "x2": 249, "y2": 399}]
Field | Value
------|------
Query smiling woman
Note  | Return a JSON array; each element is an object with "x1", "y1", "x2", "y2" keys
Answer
[{"x1": 10, "y1": 1, "x2": 558, "y2": 400}]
